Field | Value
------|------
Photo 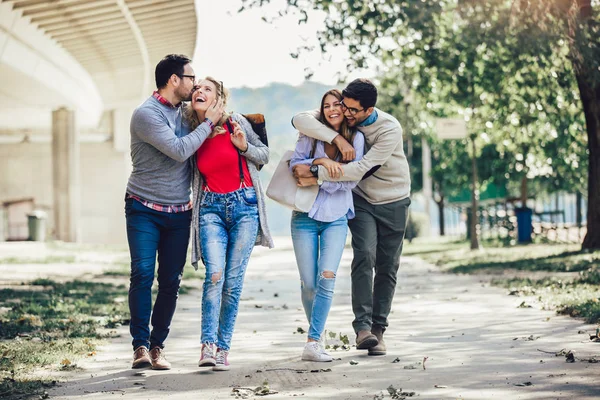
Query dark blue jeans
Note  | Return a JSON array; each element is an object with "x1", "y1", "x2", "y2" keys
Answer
[{"x1": 125, "y1": 197, "x2": 191, "y2": 350}]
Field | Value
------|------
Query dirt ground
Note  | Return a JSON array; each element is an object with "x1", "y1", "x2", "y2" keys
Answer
[{"x1": 2, "y1": 240, "x2": 599, "y2": 399}]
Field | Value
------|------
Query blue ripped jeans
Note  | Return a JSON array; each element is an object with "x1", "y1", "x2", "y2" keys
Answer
[
  {"x1": 199, "y1": 187, "x2": 259, "y2": 351},
  {"x1": 291, "y1": 211, "x2": 348, "y2": 341}
]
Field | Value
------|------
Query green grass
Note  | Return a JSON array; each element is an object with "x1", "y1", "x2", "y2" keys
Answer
[
  {"x1": 409, "y1": 239, "x2": 595, "y2": 274},
  {"x1": 0, "y1": 279, "x2": 129, "y2": 399},
  {"x1": 0, "y1": 279, "x2": 129, "y2": 339},
  {"x1": 408, "y1": 237, "x2": 600, "y2": 324}
]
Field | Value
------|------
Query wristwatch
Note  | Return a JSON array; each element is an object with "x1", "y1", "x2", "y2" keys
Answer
[{"x1": 309, "y1": 165, "x2": 319, "y2": 178}]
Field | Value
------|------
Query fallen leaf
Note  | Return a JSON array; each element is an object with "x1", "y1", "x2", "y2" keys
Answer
[
  {"x1": 392, "y1": 357, "x2": 401, "y2": 363},
  {"x1": 349, "y1": 360, "x2": 359, "y2": 365},
  {"x1": 514, "y1": 382, "x2": 533, "y2": 387},
  {"x1": 565, "y1": 351, "x2": 575, "y2": 363},
  {"x1": 518, "y1": 301, "x2": 533, "y2": 308},
  {"x1": 387, "y1": 385, "x2": 416, "y2": 399}
]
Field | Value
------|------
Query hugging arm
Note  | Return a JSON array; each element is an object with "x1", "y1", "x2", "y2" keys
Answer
[{"x1": 292, "y1": 110, "x2": 355, "y2": 161}]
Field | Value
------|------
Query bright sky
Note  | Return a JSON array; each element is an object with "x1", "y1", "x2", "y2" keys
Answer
[{"x1": 192, "y1": 0, "x2": 376, "y2": 88}]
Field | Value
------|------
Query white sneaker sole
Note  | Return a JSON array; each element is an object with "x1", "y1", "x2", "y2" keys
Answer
[
  {"x1": 301, "y1": 354, "x2": 333, "y2": 362},
  {"x1": 212, "y1": 364, "x2": 230, "y2": 371},
  {"x1": 198, "y1": 358, "x2": 216, "y2": 367}
]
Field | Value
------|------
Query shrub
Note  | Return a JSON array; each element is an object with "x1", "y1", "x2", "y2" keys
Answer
[{"x1": 405, "y1": 211, "x2": 429, "y2": 242}]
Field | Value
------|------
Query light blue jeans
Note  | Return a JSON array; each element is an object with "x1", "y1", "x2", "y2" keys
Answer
[
  {"x1": 291, "y1": 211, "x2": 348, "y2": 341},
  {"x1": 199, "y1": 187, "x2": 259, "y2": 351}
]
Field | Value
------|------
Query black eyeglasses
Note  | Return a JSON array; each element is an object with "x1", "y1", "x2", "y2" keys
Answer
[
  {"x1": 178, "y1": 74, "x2": 195, "y2": 82},
  {"x1": 340, "y1": 100, "x2": 364, "y2": 116}
]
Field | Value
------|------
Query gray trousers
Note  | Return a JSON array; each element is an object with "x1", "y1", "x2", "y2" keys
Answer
[{"x1": 348, "y1": 193, "x2": 410, "y2": 333}]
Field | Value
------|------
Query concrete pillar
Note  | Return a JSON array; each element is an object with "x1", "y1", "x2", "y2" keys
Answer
[
  {"x1": 113, "y1": 105, "x2": 136, "y2": 185},
  {"x1": 52, "y1": 108, "x2": 80, "y2": 242}
]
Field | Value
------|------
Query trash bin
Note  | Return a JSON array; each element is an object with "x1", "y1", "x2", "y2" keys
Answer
[
  {"x1": 515, "y1": 207, "x2": 532, "y2": 243},
  {"x1": 27, "y1": 210, "x2": 47, "y2": 242}
]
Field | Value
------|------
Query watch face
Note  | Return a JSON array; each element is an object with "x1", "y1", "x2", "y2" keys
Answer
[{"x1": 310, "y1": 165, "x2": 319, "y2": 177}]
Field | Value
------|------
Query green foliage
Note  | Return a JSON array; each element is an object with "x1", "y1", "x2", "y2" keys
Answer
[{"x1": 242, "y1": 0, "x2": 598, "y2": 246}]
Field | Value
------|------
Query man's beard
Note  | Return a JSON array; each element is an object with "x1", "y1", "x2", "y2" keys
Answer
[{"x1": 177, "y1": 87, "x2": 193, "y2": 102}]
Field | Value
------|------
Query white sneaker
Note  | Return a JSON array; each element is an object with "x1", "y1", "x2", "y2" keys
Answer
[{"x1": 302, "y1": 341, "x2": 333, "y2": 362}]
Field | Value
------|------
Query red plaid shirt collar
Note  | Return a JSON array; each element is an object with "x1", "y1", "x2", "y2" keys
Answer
[{"x1": 153, "y1": 91, "x2": 181, "y2": 108}]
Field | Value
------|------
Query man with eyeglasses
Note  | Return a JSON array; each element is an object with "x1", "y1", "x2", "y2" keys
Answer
[
  {"x1": 126, "y1": 54, "x2": 223, "y2": 370},
  {"x1": 291, "y1": 78, "x2": 411, "y2": 357}
]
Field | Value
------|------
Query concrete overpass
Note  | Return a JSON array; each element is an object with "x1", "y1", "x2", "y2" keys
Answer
[{"x1": 0, "y1": 0, "x2": 197, "y2": 243}]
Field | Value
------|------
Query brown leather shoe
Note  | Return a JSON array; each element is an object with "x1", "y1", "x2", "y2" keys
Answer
[
  {"x1": 368, "y1": 326, "x2": 386, "y2": 356},
  {"x1": 356, "y1": 330, "x2": 379, "y2": 350},
  {"x1": 149, "y1": 347, "x2": 171, "y2": 370},
  {"x1": 132, "y1": 346, "x2": 151, "y2": 369}
]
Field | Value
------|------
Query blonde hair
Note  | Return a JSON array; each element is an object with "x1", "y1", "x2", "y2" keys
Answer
[{"x1": 184, "y1": 76, "x2": 231, "y2": 134}]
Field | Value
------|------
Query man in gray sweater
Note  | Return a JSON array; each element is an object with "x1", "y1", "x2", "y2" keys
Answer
[
  {"x1": 292, "y1": 79, "x2": 411, "y2": 356},
  {"x1": 126, "y1": 54, "x2": 223, "y2": 370}
]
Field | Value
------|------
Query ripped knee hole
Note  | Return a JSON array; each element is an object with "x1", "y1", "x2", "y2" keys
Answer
[{"x1": 211, "y1": 271, "x2": 222, "y2": 284}]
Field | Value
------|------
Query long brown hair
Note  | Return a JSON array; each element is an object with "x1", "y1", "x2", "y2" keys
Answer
[
  {"x1": 183, "y1": 76, "x2": 231, "y2": 134},
  {"x1": 319, "y1": 89, "x2": 355, "y2": 143}
]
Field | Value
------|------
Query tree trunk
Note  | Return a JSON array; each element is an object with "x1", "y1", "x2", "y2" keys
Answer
[
  {"x1": 470, "y1": 138, "x2": 480, "y2": 250},
  {"x1": 572, "y1": 0, "x2": 600, "y2": 250},
  {"x1": 520, "y1": 176, "x2": 528, "y2": 208},
  {"x1": 578, "y1": 74, "x2": 600, "y2": 250},
  {"x1": 436, "y1": 196, "x2": 446, "y2": 236}
]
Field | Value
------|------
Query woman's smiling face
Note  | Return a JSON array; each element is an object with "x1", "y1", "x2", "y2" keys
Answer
[
  {"x1": 322, "y1": 94, "x2": 344, "y2": 131},
  {"x1": 192, "y1": 79, "x2": 218, "y2": 112}
]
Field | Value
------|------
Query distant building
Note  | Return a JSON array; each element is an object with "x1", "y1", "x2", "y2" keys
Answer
[{"x1": 0, "y1": 0, "x2": 197, "y2": 243}]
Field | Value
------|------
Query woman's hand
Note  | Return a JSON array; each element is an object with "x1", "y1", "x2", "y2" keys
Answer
[
  {"x1": 205, "y1": 97, "x2": 224, "y2": 127},
  {"x1": 332, "y1": 135, "x2": 355, "y2": 161},
  {"x1": 230, "y1": 121, "x2": 248, "y2": 152},
  {"x1": 313, "y1": 158, "x2": 344, "y2": 179},
  {"x1": 296, "y1": 177, "x2": 318, "y2": 187}
]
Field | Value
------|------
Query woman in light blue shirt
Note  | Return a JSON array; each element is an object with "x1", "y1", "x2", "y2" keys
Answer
[{"x1": 289, "y1": 89, "x2": 365, "y2": 362}]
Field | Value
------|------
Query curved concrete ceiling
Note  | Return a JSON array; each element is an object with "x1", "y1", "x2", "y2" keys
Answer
[{"x1": 0, "y1": 0, "x2": 197, "y2": 128}]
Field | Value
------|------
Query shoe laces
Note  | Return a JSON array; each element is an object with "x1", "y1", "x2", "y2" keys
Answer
[
  {"x1": 316, "y1": 342, "x2": 329, "y2": 355},
  {"x1": 202, "y1": 344, "x2": 214, "y2": 359},
  {"x1": 150, "y1": 347, "x2": 165, "y2": 361},
  {"x1": 215, "y1": 349, "x2": 228, "y2": 364},
  {"x1": 134, "y1": 346, "x2": 149, "y2": 357}
]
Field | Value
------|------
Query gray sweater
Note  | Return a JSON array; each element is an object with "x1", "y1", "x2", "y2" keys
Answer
[
  {"x1": 191, "y1": 113, "x2": 274, "y2": 269},
  {"x1": 127, "y1": 96, "x2": 212, "y2": 204}
]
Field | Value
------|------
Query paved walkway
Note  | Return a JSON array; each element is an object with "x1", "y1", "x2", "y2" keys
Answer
[{"x1": 10, "y1": 240, "x2": 600, "y2": 399}]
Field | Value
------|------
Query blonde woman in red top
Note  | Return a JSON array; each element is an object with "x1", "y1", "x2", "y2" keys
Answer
[{"x1": 185, "y1": 77, "x2": 272, "y2": 371}]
